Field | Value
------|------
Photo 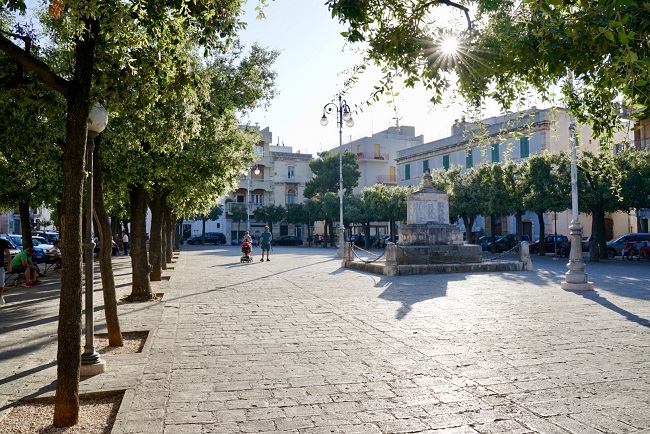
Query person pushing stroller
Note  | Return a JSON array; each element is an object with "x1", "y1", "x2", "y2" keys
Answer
[{"x1": 240, "y1": 231, "x2": 253, "y2": 263}]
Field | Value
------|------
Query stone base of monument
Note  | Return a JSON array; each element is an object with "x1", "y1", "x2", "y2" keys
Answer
[{"x1": 343, "y1": 241, "x2": 529, "y2": 276}]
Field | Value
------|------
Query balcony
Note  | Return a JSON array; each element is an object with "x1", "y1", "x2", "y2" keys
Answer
[
  {"x1": 376, "y1": 175, "x2": 397, "y2": 185},
  {"x1": 356, "y1": 152, "x2": 390, "y2": 161},
  {"x1": 226, "y1": 202, "x2": 262, "y2": 214}
]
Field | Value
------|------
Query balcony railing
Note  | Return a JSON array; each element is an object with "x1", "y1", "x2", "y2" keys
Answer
[
  {"x1": 635, "y1": 137, "x2": 650, "y2": 150},
  {"x1": 355, "y1": 152, "x2": 390, "y2": 161},
  {"x1": 226, "y1": 202, "x2": 262, "y2": 213}
]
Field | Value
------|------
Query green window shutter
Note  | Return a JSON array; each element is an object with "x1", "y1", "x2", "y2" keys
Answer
[
  {"x1": 491, "y1": 143, "x2": 499, "y2": 162},
  {"x1": 466, "y1": 149, "x2": 473, "y2": 168},
  {"x1": 405, "y1": 164, "x2": 410, "y2": 180},
  {"x1": 520, "y1": 136, "x2": 530, "y2": 158},
  {"x1": 443, "y1": 155, "x2": 450, "y2": 170},
  {"x1": 423, "y1": 159, "x2": 429, "y2": 172}
]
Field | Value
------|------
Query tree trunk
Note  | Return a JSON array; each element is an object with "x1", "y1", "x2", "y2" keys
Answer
[
  {"x1": 148, "y1": 186, "x2": 166, "y2": 281},
  {"x1": 537, "y1": 212, "x2": 546, "y2": 255},
  {"x1": 174, "y1": 219, "x2": 182, "y2": 251},
  {"x1": 464, "y1": 215, "x2": 476, "y2": 244},
  {"x1": 164, "y1": 207, "x2": 174, "y2": 264},
  {"x1": 93, "y1": 142, "x2": 122, "y2": 347},
  {"x1": 516, "y1": 211, "x2": 524, "y2": 242},
  {"x1": 18, "y1": 201, "x2": 34, "y2": 249},
  {"x1": 364, "y1": 222, "x2": 371, "y2": 249},
  {"x1": 489, "y1": 215, "x2": 497, "y2": 253},
  {"x1": 323, "y1": 221, "x2": 329, "y2": 248},
  {"x1": 329, "y1": 221, "x2": 335, "y2": 247},
  {"x1": 593, "y1": 209, "x2": 608, "y2": 259},
  {"x1": 127, "y1": 184, "x2": 153, "y2": 300},
  {"x1": 54, "y1": 18, "x2": 99, "y2": 428}
]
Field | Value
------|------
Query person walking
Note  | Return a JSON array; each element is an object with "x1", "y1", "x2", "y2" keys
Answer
[
  {"x1": 1, "y1": 237, "x2": 11, "y2": 305},
  {"x1": 121, "y1": 230, "x2": 130, "y2": 255},
  {"x1": 259, "y1": 226, "x2": 272, "y2": 262}
]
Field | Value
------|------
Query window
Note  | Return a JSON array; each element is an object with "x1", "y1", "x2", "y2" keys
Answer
[
  {"x1": 466, "y1": 149, "x2": 473, "y2": 168},
  {"x1": 404, "y1": 164, "x2": 411, "y2": 180},
  {"x1": 442, "y1": 155, "x2": 450, "y2": 170},
  {"x1": 236, "y1": 195, "x2": 244, "y2": 203},
  {"x1": 287, "y1": 165, "x2": 295, "y2": 180},
  {"x1": 491, "y1": 143, "x2": 500, "y2": 162},
  {"x1": 520, "y1": 136, "x2": 530, "y2": 158},
  {"x1": 423, "y1": 159, "x2": 429, "y2": 172},
  {"x1": 287, "y1": 189, "x2": 296, "y2": 205},
  {"x1": 252, "y1": 194, "x2": 263, "y2": 205}
]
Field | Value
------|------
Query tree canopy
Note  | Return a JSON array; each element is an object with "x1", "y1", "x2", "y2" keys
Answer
[{"x1": 328, "y1": 0, "x2": 650, "y2": 138}]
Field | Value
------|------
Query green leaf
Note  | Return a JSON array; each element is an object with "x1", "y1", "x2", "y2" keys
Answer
[{"x1": 604, "y1": 30, "x2": 615, "y2": 42}]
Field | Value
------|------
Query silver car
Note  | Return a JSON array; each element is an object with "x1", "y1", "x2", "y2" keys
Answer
[{"x1": 606, "y1": 233, "x2": 650, "y2": 258}]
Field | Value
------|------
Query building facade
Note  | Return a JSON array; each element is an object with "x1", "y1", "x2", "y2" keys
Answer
[
  {"x1": 396, "y1": 107, "x2": 634, "y2": 241},
  {"x1": 226, "y1": 127, "x2": 313, "y2": 243},
  {"x1": 324, "y1": 126, "x2": 424, "y2": 237}
]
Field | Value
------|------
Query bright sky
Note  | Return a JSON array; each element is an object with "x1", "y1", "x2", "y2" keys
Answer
[{"x1": 237, "y1": 0, "x2": 482, "y2": 155}]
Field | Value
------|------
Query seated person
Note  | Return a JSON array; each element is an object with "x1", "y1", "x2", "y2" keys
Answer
[
  {"x1": 639, "y1": 238, "x2": 650, "y2": 260},
  {"x1": 621, "y1": 239, "x2": 635, "y2": 260},
  {"x1": 93, "y1": 237, "x2": 100, "y2": 257},
  {"x1": 559, "y1": 240, "x2": 571, "y2": 257},
  {"x1": 11, "y1": 247, "x2": 39, "y2": 287},
  {"x1": 50, "y1": 240, "x2": 62, "y2": 269},
  {"x1": 111, "y1": 239, "x2": 119, "y2": 256}
]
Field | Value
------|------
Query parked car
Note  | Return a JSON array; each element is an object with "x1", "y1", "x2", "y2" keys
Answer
[
  {"x1": 1, "y1": 237, "x2": 21, "y2": 266},
  {"x1": 606, "y1": 233, "x2": 650, "y2": 258},
  {"x1": 478, "y1": 235, "x2": 500, "y2": 251},
  {"x1": 4, "y1": 234, "x2": 47, "y2": 263},
  {"x1": 487, "y1": 234, "x2": 530, "y2": 253},
  {"x1": 32, "y1": 236, "x2": 55, "y2": 253},
  {"x1": 33, "y1": 231, "x2": 59, "y2": 243},
  {"x1": 528, "y1": 235, "x2": 569, "y2": 255},
  {"x1": 272, "y1": 235, "x2": 303, "y2": 246},
  {"x1": 187, "y1": 232, "x2": 226, "y2": 245}
]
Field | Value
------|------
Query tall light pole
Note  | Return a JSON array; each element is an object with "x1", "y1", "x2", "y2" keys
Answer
[
  {"x1": 320, "y1": 93, "x2": 354, "y2": 258},
  {"x1": 561, "y1": 103, "x2": 593, "y2": 291},
  {"x1": 246, "y1": 165, "x2": 260, "y2": 233},
  {"x1": 80, "y1": 103, "x2": 108, "y2": 376}
]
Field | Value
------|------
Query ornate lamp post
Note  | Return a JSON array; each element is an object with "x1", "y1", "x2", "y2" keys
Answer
[
  {"x1": 246, "y1": 165, "x2": 260, "y2": 233},
  {"x1": 80, "y1": 103, "x2": 108, "y2": 376},
  {"x1": 560, "y1": 119, "x2": 593, "y2": 291},
  {"x1": 320, "y1": 93, "x2": 354, "y2": 258}
]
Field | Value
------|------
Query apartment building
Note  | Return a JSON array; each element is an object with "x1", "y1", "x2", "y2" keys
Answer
[
  {"x1": 225, "y1": 127, "x2": 313, "y2": 242},
  {"x1": 396, "y1": 107, "x2": 634, "y2": 241}
]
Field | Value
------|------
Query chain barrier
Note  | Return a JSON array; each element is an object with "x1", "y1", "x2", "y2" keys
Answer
[
  {"x1": 351, "y1": 243, "x2": 386, "y2": 263},
  {"x1": 489, "y1": 244, "x2": 520, "y2": 261}
]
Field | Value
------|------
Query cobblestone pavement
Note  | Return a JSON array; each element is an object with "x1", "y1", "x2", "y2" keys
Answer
[{"x1": 1, "y1": 246, "x2": 649, "y2": 433}]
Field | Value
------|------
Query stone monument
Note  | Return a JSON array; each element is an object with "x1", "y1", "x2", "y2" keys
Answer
[{"x1": 397, "y1": 169, "x2": 482, "y2": 264}]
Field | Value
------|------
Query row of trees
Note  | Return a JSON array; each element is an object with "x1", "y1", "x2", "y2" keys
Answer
[
  {"x1": 429, "y1": 149, "x2": 650, "y2": 257},
  {"x1": 1, "y1": 1, "x2": 277, "y2": 427}
]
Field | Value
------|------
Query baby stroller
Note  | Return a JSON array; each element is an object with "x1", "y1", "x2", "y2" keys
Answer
[{"x1": 240, "y1": 241, "x2": 253, "y2": 263}]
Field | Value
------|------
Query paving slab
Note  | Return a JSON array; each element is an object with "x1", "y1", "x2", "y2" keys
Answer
[{"x1": 0, "y1": 245, "x2": 649, "y2": 433}]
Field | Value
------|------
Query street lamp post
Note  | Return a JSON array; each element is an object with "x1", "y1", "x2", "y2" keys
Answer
[
  {"x1": 246, "y1": 165, "x2": 260, "y2": 233},
  {"x1": 561, "y1": 119, "x2": 593, "y2": 291},
  {"x1": 320, "y1": 93, "x2": 354, "y2": 258},
  {"x1": 80, "y1": 103, "x2": 109, "y2": 376}
]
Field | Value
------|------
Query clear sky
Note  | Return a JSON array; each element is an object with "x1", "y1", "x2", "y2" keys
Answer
[{"x1": 237, "y1": 0, "x2": 483, "y2": 156}]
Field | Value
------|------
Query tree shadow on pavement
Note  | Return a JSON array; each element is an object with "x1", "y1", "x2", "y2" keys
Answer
[{"x1": 376, "y1": 274, "x2": 466, "y2": 320}]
